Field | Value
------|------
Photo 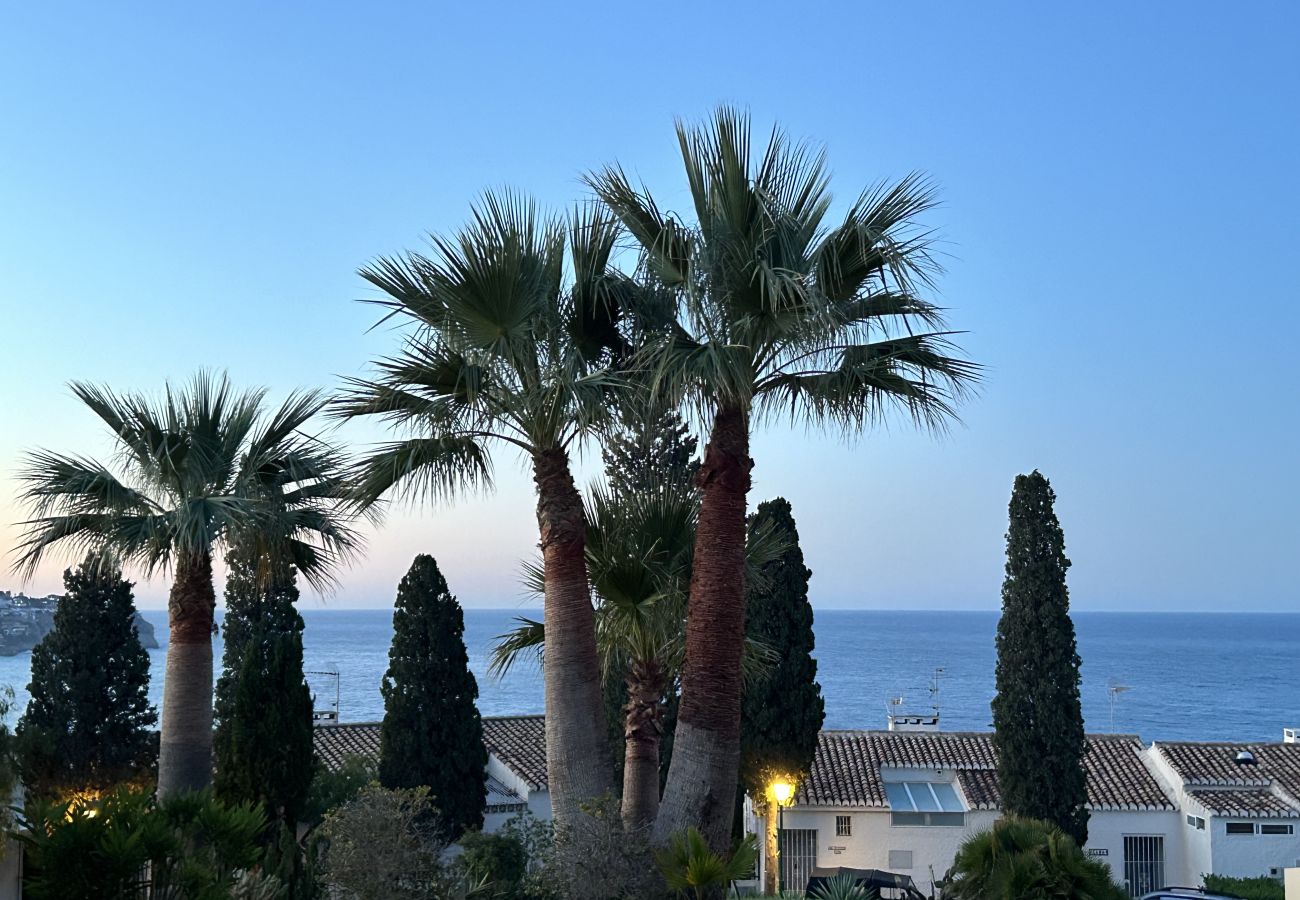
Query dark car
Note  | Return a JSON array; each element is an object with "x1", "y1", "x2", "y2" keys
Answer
[{"x1": 805, "y1": 867, "x2": 926, "y2": 899}]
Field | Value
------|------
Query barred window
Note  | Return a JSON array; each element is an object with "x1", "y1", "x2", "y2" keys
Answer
[{"x1": 835, "y1": 815, "x2": 852, "y2": 837}]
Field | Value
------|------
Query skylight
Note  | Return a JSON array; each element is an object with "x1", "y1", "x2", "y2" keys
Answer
[{"x1": 884, "y1": 781, "x2": 965, "y2": 813}]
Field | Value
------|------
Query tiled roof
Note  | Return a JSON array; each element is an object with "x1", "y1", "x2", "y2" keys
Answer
[
  {"x1": 313, "y1": 722, "x2": 380, "y2": 772},
  {"x1": 312, "y1": 715, "x2": 549, "y2": 791},
  {"x1": 483, "y1": 715, "x2": 548, "y2": 790},
  {"x1": 1156, "y1": 741, "x2": 1300, "y2": 818},
  {"x1": 1155, "y1": 742, "x2": 1300, "y2": 797},
  {"x1": 1187, "y1": 788, "x2": 1300, "y2": 818},
  {"x1": 797, "y1": 731, "x2": 1172, "y2": 812}
]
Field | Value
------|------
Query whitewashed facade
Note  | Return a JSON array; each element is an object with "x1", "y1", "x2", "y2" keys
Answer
[{"x1": 746, "y1": 727, "x2": 1300, "y2": 897}]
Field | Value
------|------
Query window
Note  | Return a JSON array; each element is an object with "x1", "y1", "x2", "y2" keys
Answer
[
  {"x1": 1226, "y1": 822, "x2": 1255, "y2": 835},
  {"x1": 1260, "y1": 823, "x2": 1294, "y2": 835},
  {"x1": 885, "y1": 781, "x2": 965, "y2": 826},
  {"x1": 835, "y1": 815, "x2": 852, "y2": 837},
  {"x1": 1186, "y1": 815, "x2": 1205, "y2": 830}
]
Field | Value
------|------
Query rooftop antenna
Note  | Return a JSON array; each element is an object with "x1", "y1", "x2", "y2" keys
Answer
[
  {"x1": 306, "y1": 670, "x2": 341, "y2": 725},
  {"x1": 1107, "y1": 680, "x2": 1131, "y2": 733},
  {"x1": 929, "y1": 667, "x2": 946, "y2": 717}
]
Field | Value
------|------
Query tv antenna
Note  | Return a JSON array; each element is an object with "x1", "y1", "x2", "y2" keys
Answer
[
  {"x1": 1107, "y1": 680, "x2": 1131, "y2": 733},
  {"x1": 929, "y1": 667, "x2": 945, "y2": 716},
  {"x1": 306, "y1": 670, "x2": 341, "y2": 725}
]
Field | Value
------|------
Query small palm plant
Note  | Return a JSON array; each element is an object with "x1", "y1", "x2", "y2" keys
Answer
[
  {"x1": 656, "y1": 827, "x2": 757, "y2": 900},
  {"x1": 943, "y1": 818, "x2": 1127, "y2": 900},
  {"x1": 14, "y1": 373, "x2": 357, "y2": 794}
]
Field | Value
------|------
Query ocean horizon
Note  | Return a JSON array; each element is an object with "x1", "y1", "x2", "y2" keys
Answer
[{"x1": 1, "y1": 608, "x2": 1296, "y2": 744}]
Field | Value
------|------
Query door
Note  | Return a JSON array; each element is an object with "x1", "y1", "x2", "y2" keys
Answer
[
  {"x1": 779, "y1": 828, "x2": 818, "y2": 894},
  {"x1": 1123, "y1": 834, "x2": 1165, "y2": 897}
]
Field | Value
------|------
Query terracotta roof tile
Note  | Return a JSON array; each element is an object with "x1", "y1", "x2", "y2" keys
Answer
[
  {"x1": 482, "y1": 715, "x2": 548, "y2": 790},
  {"x1": 313, "y1": 722, "x2": 380, "y2": 772},
  {"x1": 1155, "y1": 742, "x2": 1300, "y2": 801},
  {"x1": 1187, "y1": 788, "x2": 1300, "y2": 818},
  {"x1": 797, "y1": 731, "x2": 1171, "y2": 811},
  {"x1": 312, "y1": 715, "x2": 548, "y2": 791}
]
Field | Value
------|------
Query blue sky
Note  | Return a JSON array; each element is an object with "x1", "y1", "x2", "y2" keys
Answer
[{"x1": 1, "y1": 2, "x2": 1296, "y2": 611}]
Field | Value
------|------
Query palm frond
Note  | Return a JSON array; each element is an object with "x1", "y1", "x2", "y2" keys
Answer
[
  {"x1": 488, "y1": 617, "x2": 546, "y2": 678},
  {"x1": 347, "y1": 436, "x2": 492, "y2": 510}
]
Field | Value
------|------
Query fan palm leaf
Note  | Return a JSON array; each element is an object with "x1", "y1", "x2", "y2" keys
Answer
[{"x1": 13, "y1": 371, "x2": 358, "y2": 795}]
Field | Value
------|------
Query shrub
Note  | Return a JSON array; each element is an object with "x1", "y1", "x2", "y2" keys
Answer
[
  {"x1": 942, "y1": 818, "x2": 1126, "y2": 900},
  {"x1": 1203, "y1": 874, "x2": 1284, "y2": 900},
  {"x1": 303, "y1": 754, "x2": 376, "y2": 825},
  {"x1": 656, "y1": 827, "x2": 757, "y2": 900},
  {"x1": 459, "y1": 831, "x2": 527, "y2": 897},
  {"x1": 14, "y1": 786, "x2": 268, "y2": 900}
]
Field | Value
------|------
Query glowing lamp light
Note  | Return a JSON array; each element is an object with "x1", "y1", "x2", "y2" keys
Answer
[{"x1": 772, "y1": 780, "x2": 794, "y2": 807}]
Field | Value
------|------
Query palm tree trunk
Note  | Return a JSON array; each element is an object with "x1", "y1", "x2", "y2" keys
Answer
[
  {"x1": 621, "y1": 656, "x2": 667, "y2": 831},
  {"x1": 655, "y1": 404, "x2": 752, "y2": 849},
  {"x1": 533, "y1": 447, "x2": 616, "y2": 830},
  {"x1": 158, "y1": 550, "x2": 216, "y2": 796}
]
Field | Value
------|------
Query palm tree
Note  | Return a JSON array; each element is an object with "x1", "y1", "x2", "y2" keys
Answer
[
  {"x1": 944, "y1": 818, "x2": 1126, "y2": 900},
  {"x1": 334, "y1": 192, "x2": 633, "y2": 828},
  {"x1": 588, "y1": 107, "x2": 981, "y2": 845},
  {"x1": 14, "y1": 373, "x2": 357, "y2": 795},
  {"x1": 493, "y1": 481, "x2": 783, "y2": 831}
]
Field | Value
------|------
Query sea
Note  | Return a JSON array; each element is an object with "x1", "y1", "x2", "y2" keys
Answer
[{"x1": 0, "y1": 609, "x2": 1296, "y2": 744}]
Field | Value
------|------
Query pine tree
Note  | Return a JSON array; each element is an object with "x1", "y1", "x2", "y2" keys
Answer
[
  {"x1": 601, "y1": 403, "x2": 699, "y2": 498},
  {"x1": 739, "y1": 498, "x2": 825, "y2": 891},
  {"x1": 16, "y1": 554, "x2": 155, "y2": 798},
  {"x1": 213, "y1": 546, "x2": 314, "y2": 831},
  {"x1": 380, "y1": 555, "x2": 487, "y2": 841},
  {"x1": 991, "y1": 470, "x2": 1090, "y2": 845}
]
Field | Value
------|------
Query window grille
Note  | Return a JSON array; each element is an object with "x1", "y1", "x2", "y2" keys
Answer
[
  {"x1": 1122, "y1": 835, "x2": 1165, "y2": 898},
  {"x1": 778, "y1": 828, "x2": 818, "y2": 894},
  {"x1": 835, "y1": 815, "x2": 852, "y2": 837}
]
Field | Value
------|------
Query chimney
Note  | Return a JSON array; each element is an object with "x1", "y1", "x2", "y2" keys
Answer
[{"x1": 1285, "y1": 728, "x2": 1298, "y2": 744}]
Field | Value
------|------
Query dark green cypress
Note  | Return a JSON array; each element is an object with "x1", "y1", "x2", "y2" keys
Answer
[
  {"x1": 213, "y1": 546, "x2": 314, "y2": 831},
  {"x1": 379, "y1": 555, "x2": 487, "y2": 841},
  {"x1": 16, "y1": 554, "x2": 156, "y2": 798},
  {"x1": 739, "y1": 498, "x2": 825, "y2": 801},
  {"x1": 991, "y1": 471, "x2": 1090, "y2": 845}
]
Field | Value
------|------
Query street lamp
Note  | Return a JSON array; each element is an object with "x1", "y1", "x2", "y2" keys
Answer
[{"x1": 772, "y1": 780, "x2": 795, "y2": 894}]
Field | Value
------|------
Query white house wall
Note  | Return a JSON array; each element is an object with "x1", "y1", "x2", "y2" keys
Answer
[
  {"x1": 768, "y1": 806, "x2": 1000, "y2": 894},
  {"x1": 1084, "y1": 809, "x2": 1184, "y2": 891},
  {"x1": 763, "y1": 806, "x2": 1184, "y2": 894},
  {"x1": 1208, "y1": 817, "x2": 1300, "y2": 880}
]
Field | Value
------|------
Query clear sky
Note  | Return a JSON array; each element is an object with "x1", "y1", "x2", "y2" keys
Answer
[{"x1": 2, "y1": 2, "x2": 1297, "y2": 612}]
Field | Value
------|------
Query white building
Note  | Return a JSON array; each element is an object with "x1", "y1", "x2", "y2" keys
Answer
[
  {"x1": 747, "y1": 726, "x2": 1300, "y2": 897},
  {"x1": 313, "y1": 714, "x2": 551, "y2": 832}
]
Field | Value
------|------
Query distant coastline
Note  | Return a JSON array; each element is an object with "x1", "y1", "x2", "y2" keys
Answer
[{"x1": 0, "y1": 590, "x2": 158, "y2": 656}]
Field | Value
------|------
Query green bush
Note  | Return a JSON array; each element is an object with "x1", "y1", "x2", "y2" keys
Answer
[
  {"x1": 1203, "y1": 874, "x2": 1284, "y2": 900},
  {"x1": 303, "y1": 754, "x2": 376, "y2": 824},
  {"x1": 942, "y1": 818, "x2": 1126, "y2": 900},
  {"x1": 459, "y1": 831, "x2": 528, "y2": 897},
  {"x1": 656, "y1": 827, "x2": 757, "y2": 900},
  {"x1": 14, "y1": 786, "x2": 271, "y2": 900}
]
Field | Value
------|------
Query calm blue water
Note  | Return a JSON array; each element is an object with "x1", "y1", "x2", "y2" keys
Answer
[{"x1": 0, "y1": 609, "x2": 1295, "y2": 743}]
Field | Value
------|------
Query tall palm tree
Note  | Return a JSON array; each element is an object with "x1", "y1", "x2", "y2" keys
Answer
[
  {"x1": 334, "y1": 192, "x2": 633, "y2": 828},
  {"x1": 14, "y1": 373, "x2": 357, "y2": 795},
  {"x1": 588, "y1": 107, "x2": 981, "y2": 845},
  {"x1": 493, "y1": 481, "x2": 783, "y2": 831}
]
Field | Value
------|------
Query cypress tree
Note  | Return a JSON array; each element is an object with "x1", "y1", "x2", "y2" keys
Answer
[
  {"x1": 991, "y1": 470, "x2": 1090, "y2": 845},
  {"x1": 213, "y1": 546, "x2": 314, "y2": 831},
  {"x1": 739, "y1": 498, "x2": 825, "y2": 890},
  {"x1": 16, "y1": 554, "x2": 156, "y2": 798},
  {"x1": 380, "y1": 554, "x2": 487, "y2": 841}
]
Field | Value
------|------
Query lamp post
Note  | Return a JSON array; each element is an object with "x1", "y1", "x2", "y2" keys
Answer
[{"x1": 772, "y1": 780, "x2": 794, "y2": 895}]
